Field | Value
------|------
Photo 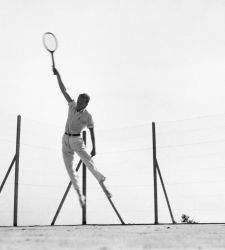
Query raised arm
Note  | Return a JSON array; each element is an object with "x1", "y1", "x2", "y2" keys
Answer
[{"x1": 52, "y1": 67, "x2": 73, "y2": 103}]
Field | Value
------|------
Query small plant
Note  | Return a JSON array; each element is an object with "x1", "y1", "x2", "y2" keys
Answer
[{"x1": 181, "y1": 214, "x2": 198, "y2": 224}]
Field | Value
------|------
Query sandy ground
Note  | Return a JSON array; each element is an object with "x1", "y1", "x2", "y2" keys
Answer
[{"x1": 0, "y1": 224, "x2": 225, "y2": 250}]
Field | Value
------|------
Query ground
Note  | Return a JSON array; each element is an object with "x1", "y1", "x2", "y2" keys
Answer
[{"x1": 0, "y1": 224, "x2": 225, "y2": 250}]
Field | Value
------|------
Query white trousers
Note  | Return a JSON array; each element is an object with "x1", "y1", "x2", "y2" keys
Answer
[{"x1": 62, "y1": 134, "x2": 105, "y2": 192}]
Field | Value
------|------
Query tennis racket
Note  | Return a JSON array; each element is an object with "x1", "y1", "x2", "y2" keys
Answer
[{"x1": 42, "y1": 32, "x2": 58, "y2": 68}]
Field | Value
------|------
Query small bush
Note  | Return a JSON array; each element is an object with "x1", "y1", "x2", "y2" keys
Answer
[{"x1": 181, "y1": 214, "x2": 198, "y2": 224}]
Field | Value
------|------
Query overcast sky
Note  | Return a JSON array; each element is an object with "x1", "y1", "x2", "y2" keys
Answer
[
  {"x1": 1, "y1": 0, "x2": 225, "y2": 127},
  {"x1": 1, "y1": 0, "x2": 225, "y2": 225}
]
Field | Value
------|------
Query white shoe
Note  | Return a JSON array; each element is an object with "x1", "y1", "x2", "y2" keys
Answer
[{"x1": 99, "y1": 176, "x2": 106, "y2": 184}]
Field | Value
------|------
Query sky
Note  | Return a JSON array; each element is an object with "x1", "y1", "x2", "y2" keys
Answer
[{"x1": 1, "y1": 0, "x2": 225, "y2": 225}]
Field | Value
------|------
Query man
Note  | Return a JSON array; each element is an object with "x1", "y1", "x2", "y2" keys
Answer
[{"x1": 53, "y1": 67, "x2": 111, "y2": 208}]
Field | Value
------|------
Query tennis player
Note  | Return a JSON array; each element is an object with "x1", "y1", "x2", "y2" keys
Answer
[{"x1": 52, "y1": 67, "x2": 111, "y2": 208}]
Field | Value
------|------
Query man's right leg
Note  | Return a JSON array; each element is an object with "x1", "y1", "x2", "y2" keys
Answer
[
  {"x1": 71, "y1": 137, "x2": 112, "y2": 198},
  {"x1": 62, "y1": 135, "x2": 85, "y2": 207}
]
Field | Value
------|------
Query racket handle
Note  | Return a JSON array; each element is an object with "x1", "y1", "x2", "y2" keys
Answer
[{"x1": 51, "y1": 52, "x2": 56, "y2": 68}]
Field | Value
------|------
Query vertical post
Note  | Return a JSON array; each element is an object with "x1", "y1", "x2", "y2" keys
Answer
[
  {"x1": 14, "y1": 115, "x2": 21, "y2": 226},
  {"x1": 82, "y1": 131, "x2": 87, "y2": 225},
  {"x1": 152, "y1": 122, "x2": 158, "y2": 224}
]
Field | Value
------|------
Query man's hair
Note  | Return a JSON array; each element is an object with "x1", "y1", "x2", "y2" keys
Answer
[{"x1": 78, "y1": 93, "x2": 90, "y2": 103}]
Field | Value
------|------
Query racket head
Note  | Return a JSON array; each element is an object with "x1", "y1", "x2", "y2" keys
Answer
[{"x1": 42, "y1": 32, "x2": 58, "y2": 52}]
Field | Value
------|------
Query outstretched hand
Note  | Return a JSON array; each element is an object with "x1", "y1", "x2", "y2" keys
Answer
[{"x1": 52, "y1": 67, "x2": 59, "y2": 75}]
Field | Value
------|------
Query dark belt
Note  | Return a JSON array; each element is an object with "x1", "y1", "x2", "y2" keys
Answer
[{"x1": 65, "y1": 132, "x2": 80, "y2": 137}]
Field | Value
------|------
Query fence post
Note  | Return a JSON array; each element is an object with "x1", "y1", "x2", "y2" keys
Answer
[
  {"x1": 82, "y1": 131, "x2": 87, "y2": 225},
  {"x1": 152, "y1": 122, "x2": 158, "y2": 224},
  {"x1": 13, "y1": 115, "x2": 21, "y2": 226}
]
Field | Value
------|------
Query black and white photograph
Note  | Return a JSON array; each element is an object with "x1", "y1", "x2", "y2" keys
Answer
[{"x1": 1, "y1": 0, "x2": 225, "y2": 249}]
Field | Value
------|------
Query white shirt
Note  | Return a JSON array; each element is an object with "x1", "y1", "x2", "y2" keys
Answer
[{"x1": 65, "y1": 101, "x2": 94, "y2": 134}]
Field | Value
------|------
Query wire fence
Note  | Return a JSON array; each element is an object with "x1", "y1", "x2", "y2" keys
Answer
[
  {"x1": 0, "y1": 113, "x2": 153, "y2": 226},
  {"x1": 155, "y1": 115, "x2": 225, "y2": 224},
  {"x1": 1, "y1": 112, "x2": 225, "y2": 226}
]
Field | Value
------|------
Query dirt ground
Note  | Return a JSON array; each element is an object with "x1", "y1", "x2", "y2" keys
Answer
[{"x1": 0, "y1": 224, "x2": 225, "y2": 250}]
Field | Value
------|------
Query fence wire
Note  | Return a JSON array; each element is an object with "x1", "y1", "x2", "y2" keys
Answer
[
  {"x1": 1, "y1": 112, "x2": 225, "y2": 226},
  {"x1": 156, "y1": 114, "x2": 225, "y2": 223},
  {"x1": 0, "y1": 113, "x2": 153, "y2": 226}
]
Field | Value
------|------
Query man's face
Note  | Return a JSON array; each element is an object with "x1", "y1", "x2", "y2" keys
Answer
[{"x1": 76, "y1": 96, "x2": 88, "y2": 111}]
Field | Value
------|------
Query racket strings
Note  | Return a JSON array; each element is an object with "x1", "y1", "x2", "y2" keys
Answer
[{"x1": 43, "y1": 32, "x2": 57, "y2": 52}]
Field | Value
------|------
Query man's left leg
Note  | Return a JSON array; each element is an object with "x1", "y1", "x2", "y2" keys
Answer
[{"x1": 62, "y1": 134, "x2": 85, "y2": 207}]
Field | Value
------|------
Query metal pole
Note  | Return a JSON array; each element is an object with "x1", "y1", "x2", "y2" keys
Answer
[
  {"x1": 100, "y1": 186, "x2": 125, "y2": 225},
  {"x1": 75, "y1": 159, "x2": 82, "y2": 172},
  {"x1": 82, "y1": 131, "x2": 87, "y2": 225},
  {"x1": 51, "y1": 130, "x2": 125, "y2": 225},
  {"x1": 152, "y1": 122, "x2": 158, "y2": 224},
  {"x1": 51, "y1": 156, "x2": 84, "y2": 226},
  {"x1": 51, "y1": 151, "x2": 86, "y2": 226},
  {"x1": 13, "y1": 115, "x2": 21, "y2": 226},
  {"x1": 156, "y1": 160, "x2": 176, "y2": 224},
  {"x1": 0, "y1": 155, "x2": 16, "y2": 194},
  {"x1": 51, "y1": 182, "x2": 72, "y2": 226},
  {"x1": 78, "y1": 131, "x2": 124, "y2": 224}
]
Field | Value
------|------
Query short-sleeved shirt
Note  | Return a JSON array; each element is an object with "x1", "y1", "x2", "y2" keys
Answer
[{"x1": 65, "y1": 101, "x2": 94, "y2": 134}]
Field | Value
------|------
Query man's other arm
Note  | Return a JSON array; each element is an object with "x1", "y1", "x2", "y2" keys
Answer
[{"x1": 89, "y1": 127, "x2": 96, "y2": 157}]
